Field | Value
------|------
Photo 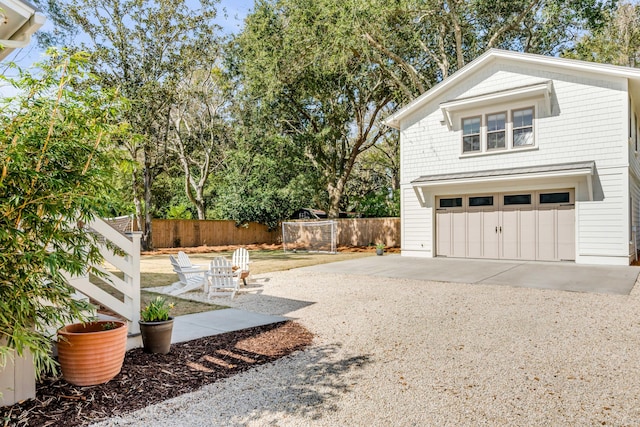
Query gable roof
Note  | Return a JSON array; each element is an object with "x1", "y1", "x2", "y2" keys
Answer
[{"x1": 385, "y1": 49, "x2": 640, "y2": 129}]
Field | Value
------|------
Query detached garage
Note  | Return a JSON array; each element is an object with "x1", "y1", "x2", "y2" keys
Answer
[{"x1": 385, "y1": 49, "x2": 640, "y2": 266}]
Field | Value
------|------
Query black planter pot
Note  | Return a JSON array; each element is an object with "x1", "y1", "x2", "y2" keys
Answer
[
  {"x1": 139, "y1": 318, "x2": 174, "y2": 354},
  {"x1": 376, "y1": 248, "x2": 384, "y2": 256}
]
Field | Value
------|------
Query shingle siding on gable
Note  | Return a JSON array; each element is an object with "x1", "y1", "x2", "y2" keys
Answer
[{"x1": 401, "y1": 63, "x2": 626, "y2": 186}]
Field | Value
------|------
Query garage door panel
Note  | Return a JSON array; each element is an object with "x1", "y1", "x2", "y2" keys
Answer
[
  {"x1": 467, "y1": 210, "x2": 482, "y2": 258},
  {"x1": 501, "y1": 210, "x2": 519, "y2": 259},
  {"x1": 537, "y1": 208, "x2": 556, "y2": 261},
  {"x1": 519, "y1": 209, "x2": 537, "y2": 260},
  {"x1": 436, "y1": 211, "x2": 451, "y2": 257},
  {"x1": 482, "y1": 210, "x2": 500, "y2": 258},
  {"x1": 451, "y1": 211, "x2": 467, "y2": 258},
  {"x1": 557, "y1": 207, "x2": 575, "y2": 261}
]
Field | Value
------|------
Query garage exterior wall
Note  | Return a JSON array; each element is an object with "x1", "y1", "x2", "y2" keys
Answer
[
  {"x1": 401, "y1": 186, "x2": 432, "y2": 256},
  {"x1": 399, "y1": 54, "x2": 633, "y2": 265}
]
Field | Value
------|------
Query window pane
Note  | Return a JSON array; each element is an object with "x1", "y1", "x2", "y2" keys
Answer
[
  {"x1": 513, "y1": 108, "x2": 533, "y2": 127},
  {"x1": 540, "y1": 192, "x2": 570, "y2": 204},
  {"x1": 513, "y1": 128, "x2": 533, "y2": 146},
  {"x1": 504, "y1": 194, "x2": 531, "y2": 205},
  {"x1": 487, "y1": 132, "x2": 505, "y2": 149},
  {"x1": 463, "y1": 117, "x2": 480, "y2": 135},
  {"x1": 469, "y1": 196, "x2": 494, "y2": 206},
  {"x1": 440, "y1": 198, "x2": 462, "y2": 208},
  {"x1": 463, "y1": 135, "x2": 480, "y2": 152},
  {"x1": 487, "y1": 113, "x2": 505, "y2": 132}
]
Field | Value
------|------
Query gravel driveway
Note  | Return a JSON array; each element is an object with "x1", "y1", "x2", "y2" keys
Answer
[{"x1": 95, "y1": 269, "x2": 640, "y2": 426}]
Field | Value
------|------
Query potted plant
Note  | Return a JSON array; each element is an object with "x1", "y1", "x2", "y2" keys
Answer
[
  {"x1": 0, "y1": 51, "x2": 123, "y2": 404},
  {"x1": 139, "y1": 297, "x2": 175, "y2": 354},
  {"x1": 376, "y1": 243, "x2": 385, "y2": 256},
  {"x1": 57, "y1": 320, "x2": 128, "y2": 386}
]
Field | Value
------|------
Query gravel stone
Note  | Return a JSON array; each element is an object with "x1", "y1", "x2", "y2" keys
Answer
[{"x1": 96, "y1": 269, "x2": 640, "y2": 426}]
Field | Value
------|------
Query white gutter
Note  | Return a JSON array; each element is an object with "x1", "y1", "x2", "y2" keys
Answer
[{"x1": 0, "y1": 10, "x2": 45, "y2": 60}]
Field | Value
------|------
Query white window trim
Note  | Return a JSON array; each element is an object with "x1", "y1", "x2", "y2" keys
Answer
[
  {"x1": 512, "y1": 107, "x2": 535, "y2": 149},
  {"x1": 461, "y1": 115, "x2": 482, "y2": 153},
  {"x1": 460, "y1": 105, "x2": 538, "y2": 156},
  {"x1": 486, "y1": 111, "x2": 507, "y2": 152}
]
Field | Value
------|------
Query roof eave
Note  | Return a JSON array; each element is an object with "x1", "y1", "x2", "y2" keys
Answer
[
  {"x1": 384, "y1": 49, "x2": 640, "y2": 129},
  {"x1": 0, "y1": 1, "x2": 45, "y2": 61}
]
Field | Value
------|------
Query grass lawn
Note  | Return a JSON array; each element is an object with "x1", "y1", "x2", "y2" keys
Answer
[{"x1": 100, "y1": 250, "x2": 374, "y2": 317}]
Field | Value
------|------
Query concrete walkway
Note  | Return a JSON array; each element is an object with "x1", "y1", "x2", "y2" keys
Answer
[
  {"x1": 171, "y1": 309, "x2": 288, "y2": 344},
  {"x1": 300, "y1": 255, "x2": 640, "y2": 295}
]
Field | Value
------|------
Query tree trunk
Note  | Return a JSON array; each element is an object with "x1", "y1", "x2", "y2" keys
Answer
[
  {"x1": 194, "y1": 189, "x2": 206, "y2": 220},
  {"x1": 131, "y1": 170, "x2": 143, "y2": 234},
  {"x1": 327, "y1": 184, "x2": 342, "y2": 218},
  {"x1": 142, "y1": 148, "x2": 153, "y2": 250},
  {"x1": 327, "y1": 174, "x2": 348, "y2": 218}
]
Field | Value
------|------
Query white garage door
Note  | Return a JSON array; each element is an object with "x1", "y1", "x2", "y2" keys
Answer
[{"x1": 436, "y1": 190, "x2": 574, "y2": 261}]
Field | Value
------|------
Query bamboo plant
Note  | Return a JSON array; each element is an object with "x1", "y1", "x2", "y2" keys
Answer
[{"x1": 0, "y1": 49, "x2": 125, "y2": 377}]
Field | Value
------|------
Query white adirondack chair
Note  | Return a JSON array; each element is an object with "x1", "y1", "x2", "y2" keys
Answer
[
  {"x1": 177, "y1": 251, "x2": 203, "y2": 269},
  {"x1": 165, "y1": 254, "x2": 208, "y2": 296},
  {"x1": 207, "y1": 256, "x2": 239, "y2": 298},
  {"x1": 232, "y1": 248, "x2": 250, "y2": 286}
]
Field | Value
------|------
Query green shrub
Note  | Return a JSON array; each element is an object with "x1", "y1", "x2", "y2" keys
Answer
[
  {"x1": 140, "y1": 296, "x2": 174, "y2": 322},
  {"x1": 0, "y1": 49, "x2": 123, "y2": 377}
]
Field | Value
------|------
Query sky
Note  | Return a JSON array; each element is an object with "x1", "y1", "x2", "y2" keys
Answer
[
  {"x1": 215, "y1": 0, "x2": 254, "y2": 35},
  {"x1": 1, "y1": 0, "x2": 254, "y2": 71}
]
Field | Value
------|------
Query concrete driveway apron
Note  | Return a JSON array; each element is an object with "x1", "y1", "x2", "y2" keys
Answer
[{"x1": 300, "y1": 255, "x2": 640, "y2": 295}]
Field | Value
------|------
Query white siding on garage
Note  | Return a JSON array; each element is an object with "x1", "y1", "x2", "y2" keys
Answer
[
  {"x1": 630, "y1": 174, "x2": 640, "y2": 260},
  {"x1": 401, "y1": 186, "x2": 432, "y2": 256},
  {"x1": 576, "y1": 169, "x2": 627, "y2": 260},
  {"x1": 627, "y1": 95, "x2": 640, "y2": 258}
]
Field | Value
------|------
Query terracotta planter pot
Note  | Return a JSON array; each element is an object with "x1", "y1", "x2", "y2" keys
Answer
[
  {"x1": 139, "y1": 318, "x2": 174, "y2": 354},
  {"x1": 57, "y1": 320, "x2": 127, "y2": 386}
]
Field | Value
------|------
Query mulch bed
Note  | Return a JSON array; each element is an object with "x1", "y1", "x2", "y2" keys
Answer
[
  {"x1": 1, "y1": 321, "x2": 313, "y2": 427},
  {"x1": 144, "y1": 244, "x2": 400, "y2": 255}
]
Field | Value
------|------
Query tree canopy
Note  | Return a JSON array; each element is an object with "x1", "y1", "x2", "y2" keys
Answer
[{"x1": 22, "y1": 0, "x2": 624, "y2": 234}]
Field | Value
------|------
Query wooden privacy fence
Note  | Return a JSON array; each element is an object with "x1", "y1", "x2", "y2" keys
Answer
[
  {"x1": 152, "y1": 219, "x2": 279, "y2": 248},
  {"x1": 333, "y1": 217, "x2": 400, "y2": 247},
  {"x1": 151, "y1": 218, "x2": 401, "y2": 248}
]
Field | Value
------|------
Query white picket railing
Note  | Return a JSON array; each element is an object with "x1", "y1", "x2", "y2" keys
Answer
[{"x1": 66, "y1": 217, "x2": 141, "y2": 335}]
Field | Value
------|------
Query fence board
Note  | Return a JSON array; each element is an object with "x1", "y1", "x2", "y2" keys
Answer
[
  {"x1": 151, "y1": 218, "x2": 400, "y2": 248},
  {"x1": 152, "y1": 219, "x2": 279, "y2": 248},
  {"x1": 334, "y1": 217, "x2": 400, "y2": 247}
]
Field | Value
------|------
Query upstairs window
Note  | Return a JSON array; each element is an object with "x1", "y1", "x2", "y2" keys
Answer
[
  {"x1": 462, "y1": 116, "x2": 481, "y2": 153},
  {"x1": 513, "y1": 108, "x2": 534, "y2": 147},
  {"x1": 487, "y1": 112, "x2": 506, "y2": 150},
  {"x1": 459, "y1": 106, "x2": 536, "y2": 155}
]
